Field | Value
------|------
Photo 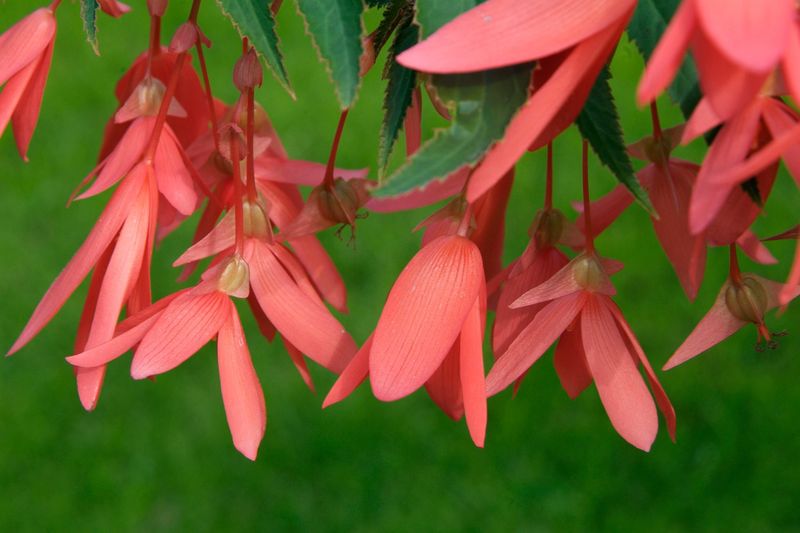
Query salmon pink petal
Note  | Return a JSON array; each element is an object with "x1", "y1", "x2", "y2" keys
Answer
[
  {"x1": 472, "y1": 170, "x2": 514, "y2": 280},
  {"x1": 174, "y1": 210, "x2": 235, "y2": 266},
  {"x1": 255, "y1": 156, "x2": 367, "y2": 185},
  {"x1": 737, "y1": 230, "x2": 777, "y2": 265},
  {"x1": 98, "y1": 0, "x2": 131, "y2": 17},
  {"x1": 0, "y1": 60, "x2": 37, "y2": 140},
  {"x1": 0, "y1": 9, "x2": 55, "y2": 86},
  {"x1": 217, "y1": 306, "x2": 267, "y2": 461},
  {"x1": 487, "y1": 291, "x2": 586, "y2": 396},
  {"x1": 663, "y1": 284, "x2": 745, "y2": 370},
  {"x1": 11, "y1": 40, "x2": 53, "y2": 160},
  {"x1": 155, "y1": 127, "x2": 197, "y2": 215},
  {"x1": 637, "y1": 0, "x2": 695, "y2": 105},
  {"x1": 322, "y1": 334, "x2": 373, "y2": 408},
  {"x1": 367, "y1": 167, "x2": 469, "y2": 213},
  {"x1": 268, "y1": 242, "x2": 326, "y2": 306},
  {"x1": 370, "y1": 236, "x2": 484, "y2": 401},
  {"x1": 79, "y1": 118, "x2": 153, "y2": 200},
  {"x1": 493, "y1": 247, "x2": 568, "y2": 355},
  {"x1": 130, "y1": 291, "x2": 230, "y2": 379},
  {"x1": 608, "y1": 301, "x2": 676, "y2": 441},
  {"x1": 67, "y1": 311, "x2": 162, "y2": 367},
  {"x1": 783, "y1": 25, "x2": 800, "y2": 103},
  {"x1": 576, "y1": 184, "x2": 634, "y2": 238},
  {"x1": 397, "y1": 0, "x2": 634, "y2": 73},
  {"x1": 468, "y1": 19, "x2": 625, "y2": 201},
  {"x1": 282, "y1": 338, "x2": 315, "y2": 392},
  {"x1": 512, "y1": 255, "x2": 614, "y2": 308},
  {"x1": 460, "y1": 298, "x2": 487, "y2": 447},
  {"x1": 246, "y1": 241, "x2": 356, "y2": 373},
  {"x1": 746, "y1": 273, "x2": 800, "y2": 311},
  {"x1": 9, "y1": 170, "x2": 145, "y2": 355},
  {"x1": 705, "y1": 164, "x2": 776, "y2": 246},
  {"x1": 694, "y1": 0, "x2": 793, "y2": 73},
  {"x1": 288, "y1": 236, "x2": 348, "y2": 313},
  {"x1": 581, "y1": 295, "x2": 658, "y2": 451},
  {"x1": 762, "y1": 99, "x2": 800, "y2": 187},
  {"x1": 425, "y1": 345, "x2": 463, "y2": 421},
  {"x1": 681, "y1": 97, "x2": 722, "y2": 143},
  {"x1": 553, "y1": 326, "x2": 591, "y2": 399},
  {"x1": 75, "y1": 367, "x2": 107, "y2": 411}
]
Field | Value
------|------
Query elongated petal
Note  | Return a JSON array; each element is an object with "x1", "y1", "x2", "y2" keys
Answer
[
  {"x1": 0, "y1": 59, "x2": 37, "y2": 140},
  {"x1": 174, "y1": 210, "x2": 235, "y2": 266},
  {"x1": 425, "y1": 345, "x2": 463, "y2": 421},
  {"x1": 397, "y1": 0, "x2": 634, "y2": 73},
  {"x1": 255, "y1": 156, "x2": 367, "y2": 185},
  {"x1": 663, "y1": 283, "x2": 745, "y2": 370},
  {"x1": 681, "y1": 97, "x2": 722, "y2": 143},
  {"x1": 695, "y1": 0, "x2": 793, "y2": 73},
  {"x1": 637, "y1": 0, "x2": 695, "y2": 104},
  {"x1": 512, "y1": 255, "x2": 614, "y2": 308},
  {"x1": 9, "y1": 170, "x2": 145, "y2": 354},
  {"x1": 581, "y1": 295, "x2": 658, "y2": 451},
  {"x1": 0, "y1": 9, "x2": 55, "y2": 86},
  {"x1": 737, "y1": 230, "x2": 777, "y2": 265},
  {"x1": 367, "y1": 167, "x2": 469, "y2": 213},
  {"x1": 67, "y1": 311, "x2": 161, "y2": 367},
  {"x1": 282, "y1": 338, "x2": 315, "y2": 392},
  {"x1": 322, "y1": 334, "x2": 373, "y2": 408},
  {"x1": 370, "y1": 236, "x2": 483, "y2": 401},
  {"x1": 468, "y1": 19, "x2": 626, "y2": 201},
  {"x1": 460, "y1": 298, "x2": 487, "y2": 448},
  {"x1": 218, "y1": 306, "x2": 266, "y2": 461},
  {"x1": 487, "y1": 291, "x2": 586, "y2": 395},
  {"x1": 576, "y1": 184, "x2": 635, "y2": 238},
  {"x1": 783, "y1": 25, "x2": 800, "y2": 103},
  {"x1": 705, "y1": 163, "x2": 776, "y2": 245},
  {"x1": 131, "y1": 291, "x2": 230, "y2": 379},
  {"x1": 608, "y1": 301, "x2": 676, "y2": 441},
  {"x1": 246, "y1": 240, "x2": 356, "y2": 373},
  {"x1": 553, "y1": 326, "x2": 591, "y2": 400},
  {"x1": 472, "y1": 170, "x2": 514, "y2": 280},
  {"x1": 762, "y1": 99, "x2": 800, "y2": 187},
  {"x1": 155, "y1": 126, "x2": 197, "y2": 215},
  {"x1": 11, "y1": 40, "x2": 53, "y2": 160}
]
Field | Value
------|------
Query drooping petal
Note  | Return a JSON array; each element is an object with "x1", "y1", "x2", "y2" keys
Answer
[
  {"x1": 608, "y1": 300, "x2": 677, "y2": 442},
  {"x1": 783, "y1": 25, "x2": 800, "y2": 103},
  {"x1": 487, "y1": 291, "x2": 586, "y2": 395},
  {"x1": 370, "y1": 236, "x2": 484, "y2": 401},
  {"x1": 694, "y1": 0, "x2": 793, "y2": 73},
  {"x1": 217, "y1": 305, "x2": 267, "y2": 461},
  {"x1": 472, "y1": 169, "x2": 514, "y2": 280},
  {"x1": 468, "y1": 17, "x2": 626, "y2": 200},
  {"x1": 9, "y1": 170, "x2": 145, "y2": 355},
  {"x1": 254, "y1": 156, "x2": 367, "y2": 185},
  {"x1": 397, "y1": 0, "x2": 634, "y2": 73},
  {"x1": 0, "y1": 58, "x2": 37, "y2": 141},
  {"x1": 155, "y1": 125, "x2": 198, "y2": 215},
  {"x1": 0, "y1": 8, "x2": 55, "y2": 86},
  {"x1": 737, "y1": 230, "x2": 777, "y2": 265},
  {"x1": 553, "y1": 325, "x2": 591, "y2": 400},
  {"x1": 11, "y1": 39, "x2": 53, "y2": 160},
  {"x1": 512, "y1": 254, "x2": 614, "y2": 308},
  {"x1": 576, "y1": 183, "x2": 635, "y2": 238},
  {"x1": 130, "y1": 291, "x2": 231, "y2": 379},
  {"x1": 761, "y1": 98, "x2": 800, "y2": 187},
  {"x1": 581, "y1": 295, "x2": 658, "y2": 452},
  {"x1": 460, "y1": 297, "x2": 487, "y2": 448},
  {"x1": 637, "y1": 0, "x2": 695, "y2": 105},
  {"x1": 67, "y1": 310, "x2": 162, "y2": 368},
  {"x1": 246, "y1": 240, "x2": 356, "y2": 373},
  {"x1": 322, "y1": 334, "x2": 373, "y2": 408},
  {"x1": 366, "y1": 167, "x2": 469, "y2": 213},
  {"x1": 174, "y1": 210, "x2": 235, "y2": 266},
  {"x1": 681, "y1": 97, "x2": 722, "y2": 143},
  {"x1": 425, "y1": 344, "x2": 463, "y2": 421},
  {"x1": 282, "y1": 337, "x2": 315, "y2": 392},
  {"x1": 663, "y1": 282, "x2": 745, "y2": 370}
]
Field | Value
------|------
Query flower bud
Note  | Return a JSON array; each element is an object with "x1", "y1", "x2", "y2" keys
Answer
[
  {"x1": 147, "y1": 0, "x2": 167, "y2": 17},
  {"x1": 572, "y1": 254, "x2": 605, "y2": 291},
  {"x1": 218, "y1": 256, "x2": 250, "y2": 297},
  {"x1": 234, "y1": 50, "x2": 263, "y2": 91},
  {"x1": 529, "y1": 208, "x2": 565, "y2": 248},
  {"x1": 243, "y1": 199, "x2": 271, "y2": 238},
  {"x1": 170, "y1": 22, "x2": 199, "y2": 53},
  {"x1": 725, "y1": 277, "x2": 768, "y2": 324},
  {"x1": 316, "y1": 178, "x2": 363, "y2": 225}
]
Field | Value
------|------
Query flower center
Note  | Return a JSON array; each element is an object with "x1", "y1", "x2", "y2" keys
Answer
[
  {"x1": 572, "y1": 254, "x2": 605, "y2": 291},
  {"x1": 725, "y1": 276, "x2": 768, "y2": 324},
  {"x1": 217, "y1": 256, "x2": 250, "y2": 296},
  {"x1": 242, "y1": 199, "x2": 270, "y2": 238},
  {"x1": 529, "y1": 208, "x2": 565, "y2": 248}
]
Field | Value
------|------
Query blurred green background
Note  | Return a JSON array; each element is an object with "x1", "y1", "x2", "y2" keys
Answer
[{"x1": 2, "y1": 2, "x2": 799, "y2": 531}]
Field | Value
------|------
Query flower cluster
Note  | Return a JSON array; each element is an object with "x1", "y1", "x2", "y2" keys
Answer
[{"x1": 3, "y1": 0, "x2": 799, "y2": 459}]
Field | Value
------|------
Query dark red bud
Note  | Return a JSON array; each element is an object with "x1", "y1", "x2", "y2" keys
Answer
[{"x1": 234, "y1": 50, "x2": 263, "y2": 91}]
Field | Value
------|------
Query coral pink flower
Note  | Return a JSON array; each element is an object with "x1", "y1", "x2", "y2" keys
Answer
[
  {"x1": 98, "y1": 0, "x2": 131, "y2": 17},
  {"x1": 486, "y1": 252, "x2": 676, "y2": 451},
  {"x1": 67, "y1": 256, "x2": 267, "y2": 460},
  {"x1": 324, "y1": 229, "x2": 488, "y2": 447},
  {"x1": 638, "y1": 0, "x2": 797, "y2": 122},
  {"x1": 664, "y1": 266, "x2": 800, "y2": 371},
  {"x1": 0, "y1": 6, "x2": 57, "y2": 160}
]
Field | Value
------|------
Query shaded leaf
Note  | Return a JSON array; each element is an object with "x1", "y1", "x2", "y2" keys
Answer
[
  {"x1": 296, "y1": 0, "x2": 364, "y2": 109},
  {"x1": 379, "y1": 22, "x2": 418, "y2": 170},
  {"x1": 80, "y1": 0, "x2": 100, "y2": 55},
  {"x1": 216, "y1": 0, "x2": 292, "y2": 95},
  {"x1": 576, "y1": 67, "x2": 654, "y2": 213},
  {"x1": 628, "y1": 0, "x2": 700, "y2": 117},
  {"x1": 372, "y1": 0, "x2": 412, "y2": 55}
]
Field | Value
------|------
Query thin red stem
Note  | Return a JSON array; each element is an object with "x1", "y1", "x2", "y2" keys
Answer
[
  {"x1": 582, "y1": 140, "x2": 594, "y2": 253},
  {"x1": 323, "y1": 110, "x2": 349, "y2": 188},
  {"x1": 650, "y1": 101, "x2": 663, "y2": 141},
  {"x1": 729, "y1": 244, "x2": 743, "y2": 285},
  {"x1": 245, "y1": 88, "x2": 257, "y2": 202},
  {"x1": 188, "y1": 0, "x2": 202, "y2": 22},
  {"x1": 457, "y1": 204, "x2": 474, "y2": 237},
  {"x1": 146, "y1": 15, "x2": 161, "y2": 74},
  {"x1": 230, "y1": 134, "x2": 245, "y2": 254},
  {"x1": 194, "y1": 42, "x2": 220, "y2": 152},
  {"x1": 49, "y1": 0, "x2": 63, "y2": 11},
  {"x1": 143, "y1": 53, "x2": 188, "y2": 160},
  {"x1": 545, "y1": 142, "x2": 553, "y2": 210}
]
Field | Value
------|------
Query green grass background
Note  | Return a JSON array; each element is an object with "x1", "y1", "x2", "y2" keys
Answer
[{"x1": 1, "y1": 2, "x2": 799, "y2": 531}]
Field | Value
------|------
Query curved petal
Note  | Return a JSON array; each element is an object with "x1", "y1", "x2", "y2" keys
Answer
[
  {"x1": 322, "y1": 334, "x2": 373, "y2": 408},
  {"x1": 0, "y1": 9, "x2": 55, "y2": 86},
  {"x1": 397, "y1": 0, "x2": 634, "y2": 73},
  {"x1": 0, "y1": 59, "x2": 37, "y2": 143},
  {"x1": 130, "y1": 291, "x2": 230, "y2": 379},
  {"x1": 694, "y1": 0, "x2": 793, "y2": 73},
  {"x1": 425, "y1": 345, "x2": 463, "y2": 421},
  {"x1": 11, "y1": 39, "x2": 53, "y2": 160},
  {"x1": 281, "y1": 337, "x2": 315, "y2": 393},
  {"x1": 581, "y1": 295, "x2": 658, "y2": 451},
  {"x1": 255, "y1": 156, "x2": 367, "y2": 186},
  {"x1": 553, "y1": 325, "x2": 591, "y2": 400},
  {"x1": 736, "y1": 230, "x2": 777, "y2": 265},
  {"x1": 487, "y1": 291, "x2": 586, "y2": 396},
  {"x1": 174, "y1": 210, "x2": 235, "y2": 266},
  {"x1": 512, "y1": 254, "x2": 614, "y2": 308},
  {"x1": 460, "y1": 297, "x2": 487, "y2": 448},
  {"x1": 367, "y1": 167, "x2": 468, "y2": 213},
  {"x1": 155, "y1": 126, "x2": 198, "y2": 215},
  {"x1": 218, "y1": 306, "x2": 267, "y2": 461},
  {"x1": 370, "y1": 236, "x2": 483, "y2": 401}
]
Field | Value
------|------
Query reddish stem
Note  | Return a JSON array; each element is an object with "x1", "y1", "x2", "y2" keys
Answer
[
  {"x1": 245, "y1": 88, "x2": 257, "y2": 202},
  {"x1": 143, "y1": 53, "x2": 188, "y2": 161},
  {"x1": 545, "y1": 142, "x2": 553, "y2": 210},
  {"x1": 194, "y1": 42, "x2": 220, "y2": 152},
  {"x1": 457, "y1": 204, "x2": 474, "y2": 238},
  {"x1": 582, "y1": 140, "x2": 594, "y2": 253},
  {"x1": 49, "y1": 0, "x2": 63, "y2": 11},
  {"x1": 729, "y1": 244, "x2": 743, "y2": 285},
  {"x1": 230, "y1": 133, "x2": 245, "y2": 254},
  {"x1": 188, "y1": 0, "x2": 202, "y2": 22},
  {"x1": 650, "y1": 101, "x2": 663, "y2": 141},
  {"x1": 146, "y1": 15, "x2": 162, "y2": 75},
  {"x1": 323, "y1": 110, "x2": 349, "y2": 188}
]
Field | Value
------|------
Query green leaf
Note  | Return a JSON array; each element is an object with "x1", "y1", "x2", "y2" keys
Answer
[
  {"x1": 378, "y1": 22, "x2": 418, "y2": 171},
  {"x1": 296, "y1": 0, "x2": 364, "y2": 109},
  {"x1": 576, "y1": 67, "x2": 654, "y2": 213},
  {"x1": 375, "y1": 64, "x2": 531, "y2": 198},
  {"x1": 372, "y1": 0, "x2": 412, "y2": 56},
  {"x1": 628, "y1": 0, "x2": 700, "y2": 118},
  {"x1": 216, "y1": 0, "x2": 292, "y2": 95},
  {"x1": 80, "y1": 0, "x2": 99, "y2": 55},
  {"x1": 416, "y1": 0, "x2": 480, "y2": 38}
]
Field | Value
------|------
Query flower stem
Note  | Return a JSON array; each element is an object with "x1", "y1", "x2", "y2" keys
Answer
[
  {"x1": 245, "y1": 87, "x2": 257, "y2": 202},
  {"x1": 650, "y1": 101, "x2": 663, "y2": 141},
  {"x1": 194, "y1": 41, "x2": 220, "y2": 152},
  {"x1": 545, "y1": 142, "x2": 553, "y2": 210},
  {"x1": 323, "y1": 110, "x2": 349, "y2": 188},
  {"x1": 582, "y1": 139, "x2": 594, "y2": 253},
  {"x1": 729, "y1": 244, "x2": 743, "y2": 285},
  {"x1": 229, "y1": 133, "x2": 245, "y2": 254}
]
